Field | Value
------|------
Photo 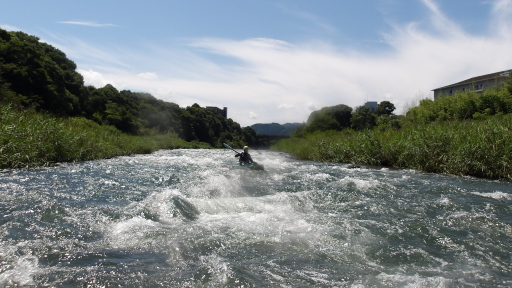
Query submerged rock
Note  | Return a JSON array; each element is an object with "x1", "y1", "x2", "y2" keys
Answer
[{"x1": 171, "y1": 195, "x2": 200, "y2": 221}]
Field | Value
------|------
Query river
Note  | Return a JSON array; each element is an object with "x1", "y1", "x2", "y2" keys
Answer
[{"x1": 0, "y1": 149, "x2": 511, "y2": 287}]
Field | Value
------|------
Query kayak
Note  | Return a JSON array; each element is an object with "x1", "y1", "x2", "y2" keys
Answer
[
  {"x1": 236, "y1": 163, "x2": 264, "y2": 171},
  {"x1": 222, "y1": 143, "x2": 264, "y2": 170}
]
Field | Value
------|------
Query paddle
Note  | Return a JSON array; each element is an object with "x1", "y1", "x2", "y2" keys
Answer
[{"x1": 222, "y1": 143, "x2": 240, "y2": 154}]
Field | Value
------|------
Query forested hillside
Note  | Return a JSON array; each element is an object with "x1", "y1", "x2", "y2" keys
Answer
[
  {"x1": 251, "y1": 122, "x2": 301, "y2": 136},
  {"x1": 0, "y1": 28, "x2": 255, "y2": 148}
]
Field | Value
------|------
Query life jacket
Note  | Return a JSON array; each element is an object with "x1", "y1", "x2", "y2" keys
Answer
[{"x1": 238, "y1": 152, "x2": 252, "y2": 164}]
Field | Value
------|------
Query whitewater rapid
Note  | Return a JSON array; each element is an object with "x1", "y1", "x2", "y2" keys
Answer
[{"x1": 1, "y1": 149, "x2": 511, "y2": 287}]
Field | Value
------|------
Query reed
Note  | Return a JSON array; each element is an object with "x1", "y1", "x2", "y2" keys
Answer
[
  {"x1": 0, "y1": 105, "x2": 209, "y2": 169},
  {"x1": 272, "y1": 115, "x2": 512, "y2": 180}
]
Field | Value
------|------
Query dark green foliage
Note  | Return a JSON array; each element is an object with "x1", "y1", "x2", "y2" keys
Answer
[
  {"x1": 310, "y1": 113, "x2": 342, "y2": 131},
  {"x1": 374, "y1": 100, "x2": 396, "y2": 116},
  {"x1": 251, "y1": 122, "x2": 301, "y2": 136},
  {"x1": 351, "y1": 105, "x2": 376, "y2": 130},
  {"x1": 82, "y1": 85, "x2": 142, "y2": 134},
  {"x1": 295, "y1": 101, "x2": 399, "y2": 136},
  {"x1": 135, "y1": 92, "x2": 182, "y2": 135},
  {"x1": 293, "y1": 104, "x2": 352, "y2": 136},
  {"x1": 0, "y1": 30, "x2": 84, "y2": 116},
  {"x1": 404, "y1": 77, "x2": 512, "y2": 124},
  {"x1": 308, "y1": 104, "x2": 353, "y2": 128},
  {"x1": 242, "y1": 126, "x2": 257, "y2": 145},
  {"x1": 375, "y1": 114, "x2": 402, "y2": 131},
  {"x1": 180, "y1": 103, "x2": 252, "y2": 147}
]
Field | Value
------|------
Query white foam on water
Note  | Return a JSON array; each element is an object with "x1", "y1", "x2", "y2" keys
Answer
[
  {"x1": 338, "y1": 176, "x2": 381, "y2": 191},
  {"x1": 438, "y1": 196, "x2": 451, "y2": 205},
  {"x1": 195, "y1": 194, "x2": 318, "y2": 240},
  {"x1": 376, "y1": 272, "x2": 450, "y2": 288},
  {"x1": 0, "y1": 244, "x2": 40, "y2": 287},
  {"x1": 98, "y1": 214, "x2": 164, "y2": 252},
  {"x1": 306, "y1": 172, "x2": 333, "y2": 182},
  {"x1": 197, "y1": 254, "x2": 233, "y2": 285},
  {"x1": 443, "y1": 210, "x2": 471, "y2": 219},
  {"x1": 294, "y1": 269, "x2": 331, "y2": 285},
  {"x1": 471, "y1": 191, "x2": 511, "y2": 200},
  {"x1": 136, "y1": 188, "x2": 183, "y2": 218},
  {"x1": 183, "y1": 171, "x2": 242, "y2": 199}
]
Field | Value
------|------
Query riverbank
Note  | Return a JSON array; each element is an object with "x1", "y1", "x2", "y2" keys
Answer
[
  {"x1": 271, "y1": 114, "x2": 512, "y2": 180},
  {"x1": 0, "y1": 105, "x2": 210, "y2": 169}
]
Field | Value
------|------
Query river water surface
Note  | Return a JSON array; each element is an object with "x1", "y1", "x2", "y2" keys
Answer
[{"x1": 1, "y1": 149, "x2": 511, "y2": 287}]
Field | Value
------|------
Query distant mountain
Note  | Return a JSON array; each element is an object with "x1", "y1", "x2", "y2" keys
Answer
[{"x1": 251, "y1": 122, "x2": 302, "y2": 136}]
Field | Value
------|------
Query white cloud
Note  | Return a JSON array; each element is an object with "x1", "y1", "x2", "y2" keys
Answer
[
  {"x1": 305, "y1": 102, "x2": 316, "y2": 111},
  {"x1": 278, "y1": 103, "x2": 295, "y2": 109},
  {"x1": 421, "y1": 0, "x2": 464, "y2": 35},
  {"x1": 58, "y1": 21, "x2": 117, "y2": 27},
  {"x1": 0, "y1": 24, "x2": 21, "y2": 31},
  {"x1": 65, "y1": 0, "x2": 512, "y2": 126},
  {"x1": 278, "y1": 4, "x2": 338, "y2": 35},
  {"x1": 137, "y1": 72, "x2": 158, "y2": 80},
  {"x1": 249, "y1": 112, "x2": 258, "y2": 119},
  {"x1": 491, "y1": 0, "x2": 512, "y2": 37},
  {"x1": 77, "y1": 69, "x2": 111, "y2": 88}
]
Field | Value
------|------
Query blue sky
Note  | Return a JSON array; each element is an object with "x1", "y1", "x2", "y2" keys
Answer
[{"x1": 2, "y1": 0, "x2": 512, "y2": 126}]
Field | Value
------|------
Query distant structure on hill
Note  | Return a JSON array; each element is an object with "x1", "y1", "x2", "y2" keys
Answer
[
  {"x1": 206, "y1": 106, "x2": 227, "y2": 118},
  {"x1": 432, "y1": 69, "x2": 511, "y2": 99},
  {"x1": 364, "y1": 101, "x2": 378, "y2": 112}
]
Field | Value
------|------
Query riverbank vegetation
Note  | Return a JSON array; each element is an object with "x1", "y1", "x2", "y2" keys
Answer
[
  {"x1": 273, "y1": 77, "x2": 512, "y2": 180},
  {"x1": 0, "y1": 28, "x2": 253, "y2": 168},
  {"x1": 0, "y1": 105, "x2": 210, "y2": 168}
]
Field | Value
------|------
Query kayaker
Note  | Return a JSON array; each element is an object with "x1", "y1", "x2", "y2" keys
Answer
[{"x1": 235, "y1": 146, "x2": 254, "y2": 165}]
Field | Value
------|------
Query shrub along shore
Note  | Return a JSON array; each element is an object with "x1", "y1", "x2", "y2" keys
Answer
[
  {"x1": 272, "y1": 114, "x2": 512, "y2": 180},
  {"x1": 0, "y1": 105, "x2": 210, "y2": 169}
]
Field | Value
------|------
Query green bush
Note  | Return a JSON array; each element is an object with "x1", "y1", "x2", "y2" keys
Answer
[{"x1": 272, "y1": 115, "x2": 512, "y2": 180}]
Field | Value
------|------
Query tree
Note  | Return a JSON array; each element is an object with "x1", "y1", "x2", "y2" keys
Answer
[
  {"x1": 178, "y1": 103, "x2": 251, "y2": 147},
  {"x1": 374, "y1": 101, "x2": 396, "y2": 116},
  {"x1": 308, "y1": 113, "x2": 341, "y2": 131},
  {"x1": 351, "y1": 106, "x2": 376, "y2": 130},
  {"x1": 306, "y1": 104, "x2": 352, "y2": 133},
  {"x1": 0, "y1": 29, "x2": 84, "y2": 116},
  {"x1": 242, "y1": 126, "x2": 257, "y2": 146}
]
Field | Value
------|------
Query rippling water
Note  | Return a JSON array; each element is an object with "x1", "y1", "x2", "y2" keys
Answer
[{"x1": 1, "y1": 149, "x2": 511, "y2": 287}]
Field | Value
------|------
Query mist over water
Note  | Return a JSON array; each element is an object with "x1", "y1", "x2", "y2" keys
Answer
[{"x1": 1, "y1": 149, "x2": 511, "y2": 287}]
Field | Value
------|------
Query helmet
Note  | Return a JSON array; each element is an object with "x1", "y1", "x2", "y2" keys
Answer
[{"x1": 243, "y1": 146, "x2": 249, "y2": 150}]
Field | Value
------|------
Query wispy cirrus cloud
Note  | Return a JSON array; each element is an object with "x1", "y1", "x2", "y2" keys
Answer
[
  {"x1": 58, "y1": 21, "x2": 117, "y2": 27},
  {"x1": 278, "y1": 4, "x2": 338, "y2": 35},
  {"x1": 0, "y1": 24, "x2": 22, "y2": 31},
  {"x1": 421, "y1": 0, "x2": 464, "y2": 35}
]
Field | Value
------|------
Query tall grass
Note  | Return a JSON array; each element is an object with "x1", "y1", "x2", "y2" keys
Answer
[
  {"x1": 0, "y1": 105, "x2": 209, "y2": 169},
  {"x1": 272, "y1": 115, "x2": 512, "y2": 180}
]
